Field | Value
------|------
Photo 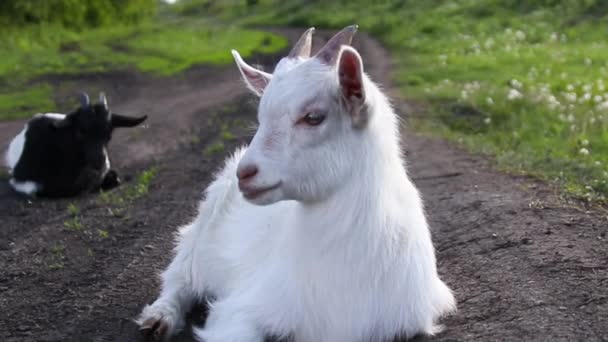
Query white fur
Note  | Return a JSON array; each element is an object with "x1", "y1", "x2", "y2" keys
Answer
[
  {"x1": 102, "y1": 148, "x2": 111, "y2": 177},
  {"x1": 38, "y1": 113, "x2": 66, "y2": 120},
  {"x1": 138, "y1": 37, "x2": 456, "y2": 342},
  {"x1": 5, "y1": 113, "x2": 66, "y2": 195},
  {"x1": 9, "y1": 178, "x2": 40, "y2": 195},
  {"x1": 6, "y1": 124, "x2": 27, "y2": 171},
  {"x1": 5, "y1": 123, "x2": 43, "y2": 195}
]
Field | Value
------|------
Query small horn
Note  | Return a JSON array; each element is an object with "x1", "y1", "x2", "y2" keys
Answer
[
  {"x1": 315, "y1": 24, "x2": 358, "y2": 65},
  {"x1": 111, "y1": 114, "x2": 147, "y2": 128},
  {"x1": 99, "y1": 92, "x2": 108, "y2": 109},
  {"x1": 79, "y1": 92, "x2": 90, "y2": 108},
  {"x1": 288, "y1": 27, "x2": 315, "y2": 59}
]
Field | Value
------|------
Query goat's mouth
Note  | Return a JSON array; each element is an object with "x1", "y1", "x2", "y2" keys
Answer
[{"x1": 239, "y1": 182, "x2": 282, "y2": 200}]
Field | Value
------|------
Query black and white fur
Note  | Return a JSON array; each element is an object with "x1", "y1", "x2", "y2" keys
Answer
[{"x1": 5, "y1": 92, "x2": 147, "y2": 197}]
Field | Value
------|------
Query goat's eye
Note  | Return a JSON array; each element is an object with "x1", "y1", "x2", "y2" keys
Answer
[{"x1": 300, "y1": 112, "x2": 326, "y2": 126}]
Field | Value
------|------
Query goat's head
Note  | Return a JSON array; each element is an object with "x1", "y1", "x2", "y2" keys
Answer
[
  {"x1": 55, "y1": 92, "x2": 148, "y2": 144},
  {"x1": 232, "y1": 25, "x2": 371, "y2": 205}
]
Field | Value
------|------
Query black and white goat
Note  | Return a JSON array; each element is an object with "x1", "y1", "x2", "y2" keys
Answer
[{"x1": 4, "y1": 92, "x2": 147, "y2": 197}]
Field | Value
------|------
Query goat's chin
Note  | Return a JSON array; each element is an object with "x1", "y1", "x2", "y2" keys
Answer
[{"x1": 241, "y1": 188, "x2": 283, "y2": 206}]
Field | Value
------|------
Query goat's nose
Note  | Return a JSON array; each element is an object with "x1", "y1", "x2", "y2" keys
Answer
[{"x1": 237, "y1": 164, "x2": 258, "y2": 181}]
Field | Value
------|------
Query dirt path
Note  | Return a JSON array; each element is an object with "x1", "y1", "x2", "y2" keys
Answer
[{"x1": 0, "y1": 28, "x2": 606, "y2": 342}]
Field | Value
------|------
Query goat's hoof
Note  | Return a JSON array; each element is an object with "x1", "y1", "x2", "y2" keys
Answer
[
  {"x1": 139, "y1": 317, "x2": 169, "y2": 341},
  {"x1": 101, "y1": 170, "x2": 121, "y2": 190}
]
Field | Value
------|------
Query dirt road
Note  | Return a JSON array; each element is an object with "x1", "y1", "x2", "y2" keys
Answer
[{"x1": 0, "y1": 28, "x2": 606, "y2": 342}]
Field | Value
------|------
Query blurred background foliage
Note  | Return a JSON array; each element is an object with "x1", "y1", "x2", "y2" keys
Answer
[
  {"x1": 0, "y1": 0, "x2": 157, "y2": 28},
  {"x1": 209, "y1": 0, "x2": 608, "y2": 202},
  {"x1": 1, "y1": 0, "x2": 607, "y2": 202}
]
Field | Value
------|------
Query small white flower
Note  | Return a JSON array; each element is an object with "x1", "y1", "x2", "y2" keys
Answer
[
  {"x1": 582, "y1": 93, "x2": 592, "y2": 102},
  {"x1": 564, "y1": 92, "x2": 577, "y2": 103},
  {"x1": 579, "y1": 148, "x2": 590, "y2": 155},
  {"x1": 484, "y1": 117, "x2": 492, "y2": 125},
  {"x1": 566, "y1": 84, "x2": 574, "y2": 91},
  {"x1": 486, "y1": 97, "x2": 494, "y2": 105},
  {"x1": 567, "y1": 114, "x2": 575, "y2": 122},
  {"x1": 550, "y1": 32, "x2": 559, "y2": 42},
  {"x1": 594, "y1": 95, "x2": 603, "y2": 103},
  {"x1": 515, "y1": 30, "x2": 526, "y2": 41},
  {"x1": 510, "y1": 79, "x2": 523, "y2": 89},
  {"x1": 583, "y1": 84, "x2": 592, "y2": 92},
  {"x1": 581, "y1": 139, "x2": 589, "y2": 146},
  {"x1": 595, "y1": 161, "x2": 602, "y2": 166},
  {"x1": 546, "y1": 95, "x2": 560, "y2": 109},
  {"x1": 596, "y1": 101, "x2": 608, "y2": 111},
  {"x1": 461, "y1": 90, "x2": 468, "y2": 99},
  {"x1": 507, "y1": 88, "x2": 523, "y2": 100},
  {"x1": 584, "y1": 58, "x2": 592, "y2": 66}
]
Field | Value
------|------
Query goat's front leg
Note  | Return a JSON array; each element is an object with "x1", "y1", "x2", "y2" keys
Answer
[
  {"x1": 193, "y1": 295, "x2": 266, "y2": 342},
  {"x1": 137, "y1": 252, "x2": 196, "y2": 341}
]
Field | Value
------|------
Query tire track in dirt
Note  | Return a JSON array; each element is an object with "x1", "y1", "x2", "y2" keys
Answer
[{"x1": 0, "y1": 28, "x2": 606, "y2": 342}]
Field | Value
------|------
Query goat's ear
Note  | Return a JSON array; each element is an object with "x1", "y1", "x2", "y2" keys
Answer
[
  {"x1": 111, "y1": 113, "x2": 147, "y2": 128},
  {"x1": 231, "y1": 49, "x2": 271, "y2": 97},
  {"x1": 338, "y1": 46, "x2": 367, "y2": 128}
]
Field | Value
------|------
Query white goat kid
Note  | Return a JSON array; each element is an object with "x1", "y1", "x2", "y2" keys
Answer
[{"x1": 137, "y1": 25, "x2": 456, "y2": 342}]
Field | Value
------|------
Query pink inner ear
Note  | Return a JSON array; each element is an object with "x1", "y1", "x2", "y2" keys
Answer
[
  {"x1": 339, "y1": 53, "x2": 363, "y2": 99},
  {"x1": 243, "y1": 67, "x2": 269, "y2": 90}
]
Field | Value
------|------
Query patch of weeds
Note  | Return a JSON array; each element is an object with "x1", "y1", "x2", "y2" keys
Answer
[
  {"x1": 47, "y1": 242, "x2": 65, "y2": 270},
  {"x1": 98, "y1": 166, "x2": 158, "y2": 212},
  {"x1": 63, "y1": 216, "x2": 83, "y2": 231},
  {"x1": 125, "y1": 167, "x2": 157, "y2": 200},
  {"x1": 97, "y1": 229, "x2": 109, "y2": 239},
  {"x1": 64, "y1": 202, "x2": 84, "y2": 231},
  {"x1": 204, "y1": 141, "x2": 225, "y2": 156},
  {"x1": 66, "y1": 202, "x2": 80, "y2": 216},
  {"x1": 220, "y1": 127, "x2": 236, "y2": 141}
]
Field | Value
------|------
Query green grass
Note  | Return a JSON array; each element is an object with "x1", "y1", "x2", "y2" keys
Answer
[
  {"x1": 98, "y1": 166, "x2": 158, "y2": 213},
  {"x1": 204, "y1": 141, "x2": 226, "y2": 156},
  {"x1": 0, "y1": 84, "x2": 54, "y2": 120},
  {"x1": 63, "y1": 216, "x2": 84, "y2": 231},
  {"x1": 47, "y1": 242, "x2": 66, "y2": 270},
  {"x1": 0, "y1": 8, "x2": 287, "y2": 120},
  {"x1": 213, "y1": 0, "x2": 608, "y2": 202}
]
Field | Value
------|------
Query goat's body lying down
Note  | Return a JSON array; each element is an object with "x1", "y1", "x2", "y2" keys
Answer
[
  {"x1": 4, "y1": 93, "x2": 147, "y2": 197},
  {"x1": 140, "y1": 147, "x2": 454, "y2": 341},
  {"x1": 138, "y1": 26, "x2": 455, "y2": 342}
]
